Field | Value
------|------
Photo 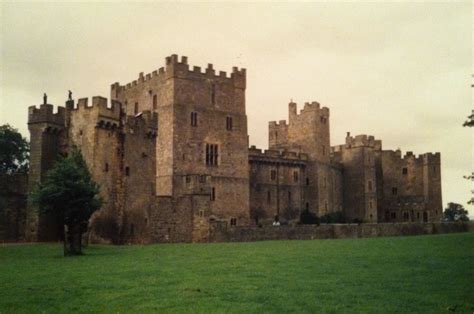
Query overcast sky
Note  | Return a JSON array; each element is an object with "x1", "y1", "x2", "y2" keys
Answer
[{"x1": 1, "y1": 2, "x2": 472, "y2": 215}]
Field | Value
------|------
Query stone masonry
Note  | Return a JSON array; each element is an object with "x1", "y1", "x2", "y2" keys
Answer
[{"x1": 23, "y1": 54, "x2": 443, "y2": 243}]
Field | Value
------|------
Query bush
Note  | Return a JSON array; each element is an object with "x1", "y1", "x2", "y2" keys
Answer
[
  {"x1": 300, "y1": 210, "x2": 320, "y2": 225},
  {"x1": 320, "y1": 211, "x2": 345, "y2": 224}
]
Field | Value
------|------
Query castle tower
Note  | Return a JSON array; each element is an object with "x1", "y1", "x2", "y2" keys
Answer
[
  {"x1": 422, "y1": 153, "x2": 442, "y2": 222},
  {"x1": 26, "y1": 103, "x2": 66, "y2": 241},
  {"x1": 111, "y1": 54, "x2": 250, "y2": 226},
  {"x1": 269, "y1": 101, "x2": 336, "y2": 216},
  {"x1": 331, "y1": 134, "x2": 379, "y2": 222}
]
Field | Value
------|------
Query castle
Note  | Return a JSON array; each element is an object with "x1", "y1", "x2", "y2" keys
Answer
[{"x1": 25, "y1": 54, "x2": 442, "y2": 243}]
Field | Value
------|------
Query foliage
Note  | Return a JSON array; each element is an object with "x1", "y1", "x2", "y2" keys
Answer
[
  {"x1": 463, "y1": 110, "x2": 474, "y2": 127},
  {"x1": 443, "y1": 202, "x2": 470, "y2": 222},
  {"x1": 299, "y1": 209, "x2": 319, "y2": 225},
  {"x1": 463, "y1": 112, "x2": 473, "y2": 204},
  {"x1": 31, "y1": 148, "x2": 102, "y2": 255},
  {"x1": 0, "y1": 234, "x2": 473, "y2": 312},
  {"x1": 0, "y1": 124, "x2": 29, "y2": 175},
  {"x1": 320, "y1": 211, "x2": 345, "y2": 224}
]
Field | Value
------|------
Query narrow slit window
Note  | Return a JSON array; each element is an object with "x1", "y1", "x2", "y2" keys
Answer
[
  {"x1": 153, "y1": 95, "x2": 157, "y2": 110},
  {"x1": 226, "y1": 116, "x2": 233, "y2": 130},
  {"x1": 211, "y1": 187, "x2": 216, "y2": 201},
  {"x1": 293, "y1": 171, "x2": 299, "y2": 182},
  {"x1": 191, "y1": 112, "x2": 198, "y2": 127}
]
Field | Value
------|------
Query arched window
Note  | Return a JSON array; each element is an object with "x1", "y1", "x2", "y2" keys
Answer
[{"x1": 153, "y1": 95, "x2": 157, "y2": 110}]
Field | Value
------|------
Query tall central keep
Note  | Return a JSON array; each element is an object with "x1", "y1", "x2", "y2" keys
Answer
[{"x1": 110, "y1": 54, "x2": 250, "y2": 225}]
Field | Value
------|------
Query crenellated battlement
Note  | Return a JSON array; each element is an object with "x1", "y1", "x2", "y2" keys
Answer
[
  {"x1": 381, "y1": 150, "x2": 440, "y2": 164},
  {"x1": 249, "y1": 145, "x2": 308, "y2": 163},
  {"x1": 268, "y1": 120, "x2": 288, "y2": 127},
  {"x1": 68, "y1": 96, "x2": 121, "y2": 122},
  {"x1": 114, "y1": 54, "x2": 247, "y2": 92},
  {"x1": 344, "y1": 133, "x2": 381, "y2": 149},
  {"x1": 289, "y1": 101, "x2": 330, "y2": 118},
  {"x1": 28, "y1": 104, "x2": 66, "y2": 126}
]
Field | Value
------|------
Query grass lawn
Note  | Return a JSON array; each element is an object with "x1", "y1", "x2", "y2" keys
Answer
[{"x1": 1, "y1": 233, "x2": 473, "y2": 313}]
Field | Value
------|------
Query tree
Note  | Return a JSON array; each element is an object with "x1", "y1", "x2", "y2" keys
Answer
[
  {"x1": 443, "y1": 202, "x2": 469, "y2": 222},
  {"x1": 0, "y1": 124, "x2": 29, "y2": 175},
  {"x1": 31, "y1": 148, "x2": 102, "y2": 255},
  {"x1": 299, "y1": 209, "x2": 319, "y2": 225},
  {"x1": 462, "y1": 110, "x2": 473, "y2": 204},
  {"x1": 463, "y1": 110, "x2": 474, "y2": 127}
]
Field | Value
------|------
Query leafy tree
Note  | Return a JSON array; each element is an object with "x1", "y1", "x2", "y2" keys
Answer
[
  {"x1": 462, "y1": 111, "x2": 473, "y2": 204},
  {"x1": 463, "y1": 110, "x2": 474, "y2": 127},
  {"x1": 0, "y1": 124, "x2": 29, "y2": 174},
  {"x1": 443, "y1": 202, "x2": 469, "y2": 222},
  {"x1": 31, "y1": 148, "x2": 102, "y2": 255}
]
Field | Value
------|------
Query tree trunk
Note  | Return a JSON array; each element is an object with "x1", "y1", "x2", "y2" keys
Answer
[{"x1": 64, "y1": 223, "x2": 83, "y2": 256}]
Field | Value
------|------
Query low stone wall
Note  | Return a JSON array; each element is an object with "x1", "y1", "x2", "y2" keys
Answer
[{"x1": 208, "y1": 222, "x2": 473, "y2": 243}]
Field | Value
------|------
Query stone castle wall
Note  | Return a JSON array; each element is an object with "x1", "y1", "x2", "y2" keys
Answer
[{"x1": 208, "y1": 222, "x2": 472, "y2": 243}]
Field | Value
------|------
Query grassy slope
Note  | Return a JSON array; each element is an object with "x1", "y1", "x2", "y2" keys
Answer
[{"x1": 0, "y1": 233, "x2": 473, "y2": 313}]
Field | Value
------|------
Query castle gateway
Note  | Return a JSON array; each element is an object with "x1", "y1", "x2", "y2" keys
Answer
[{"x1": 25, "y1": 54, "x2": 442, "y2": 243}]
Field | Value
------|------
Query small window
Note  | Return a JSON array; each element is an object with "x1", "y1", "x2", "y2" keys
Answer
[
  {"x1": 402, "y1": 168, "x2": 408, "y2": 175},
  {"x1": 134, "y1": 103, "x2": 139, "y2": 115},
  {"x1": 153, "y1": 95, "x2": 157, "y2": 110},
  {"x1": 306, "y1": 178, "x2": 310, "y2": 186},
  {"x1": 226, "y1": 116, "x2": 233, "y2": 130},
  {"x1": 211, "y1": 187, "x2": 216, "y2": 201},
  {"x1": 125, "y1": 167, "x2": 130, "y2": 176},
  {"x1": 392, "y1": 187, "x2": 398, "y2": 195},
  {"x1": 369, "y1": 201, "x2": 372, "y2": 210},
  {"x1": 199, "y1": 210, "x2": 204, "y2": 217},
  {"x1": 322, "y1": 145, "x2": 326, "y2": 156},
  {"x1": 205, "y1": 144, "x2": 219, "y2": 166},
  {"x1": 270, "y1": 170, "x2": 277, "y2": 181},
  {"x1": 323, "y1": 177, "x2": 327, "y2": 188},
  {"x1": 368, "y1": 181, "x2": 372, "y2": 191},
  {"x1": 267, "y1": 191, "x2": 271, "y2": 203},
  {"x1": 199, "y1": 175, "x2": 206, "y2": 183},
  {"x1": 230, "y1": 218, "x2": 237, "y2": 226},
  {"x1": 306, "y1": 202, "x2": 309, "y2": 211},
  {"x1": 79, "y1": 130, "x2": 83, "y2": 136},
  {"x1": 105, "y1": 163, "x2": 109, "y2": 172},
  {"x1": 293, "y1": 171, "x2": 299, "y2": 182},
  {"x1": 417, "y1": 212, "x2": 420, "y2": 219},
  {"x1": 191, "y1": 112, "x2": 198, "y2": 127},
  {"x1": 186, "y1": 176, "x2": 191, "y2": 183},
  {"x1": 390, "y1": 212, "x2": 397, "y2": 219},
  {"x1": 288, "y1": 191, "x2": 292, "y2": 202}
]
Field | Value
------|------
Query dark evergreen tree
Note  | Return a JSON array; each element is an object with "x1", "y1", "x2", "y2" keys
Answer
[{"x1": 31, "y1": 148, "x2": 102, "y2": 255}]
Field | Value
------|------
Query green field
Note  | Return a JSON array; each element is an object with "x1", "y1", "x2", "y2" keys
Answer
[{"x1": 1, "y1": 233, "x2": 473, "y2": 313}]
